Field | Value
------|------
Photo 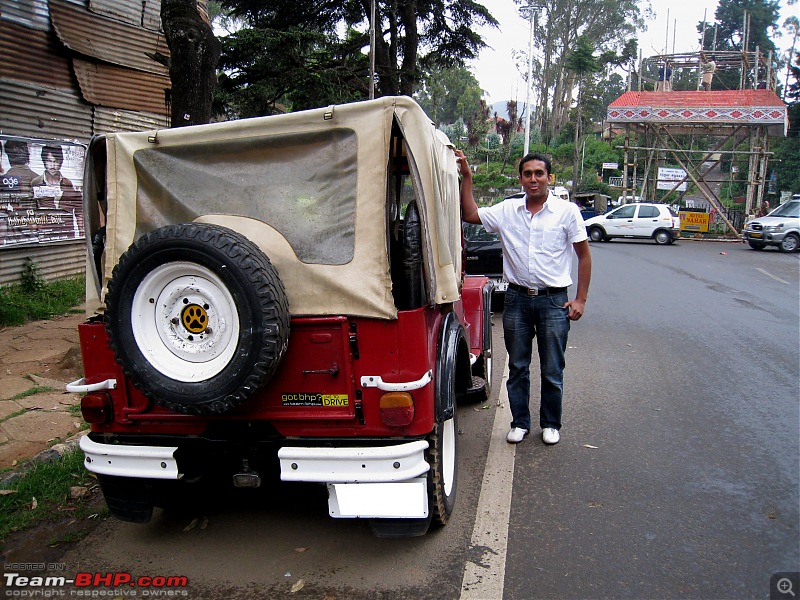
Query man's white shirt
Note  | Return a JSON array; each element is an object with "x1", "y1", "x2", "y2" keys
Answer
[{"x1": 478, "y1": 192, "x2": 587, "y2": 289}]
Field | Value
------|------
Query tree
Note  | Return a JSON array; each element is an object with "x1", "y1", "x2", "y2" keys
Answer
[
  {"x1": 773, "y1": 15, "x2": 800, "y2": 195},
  {"x1": 696, "y1": 0, "x2": 781, "y2": 91},
  {"x1": 161, "y1": 0, "x2": 221, "y2": 127},
  {"x1": 565, "y1": 34, "x2": 601, "y2": 191},
  {"x1": 700, "y1": 0, "x2": 781, "y2": 55},
  {"x1": 495, "y1": 100, "x2": 523, "y2": 174},
  {"x1": 514, "y1": 0, "x2": 645, "y2": 144},
  {"x1": 216, "y1": 0, "x2": 497, "y2": 116},
  {"x1": 466, "y1": 99, "x2": 492, "y2": 149},
  {"x1": 416, "y1": 66, "x2": 485, "y2": 127},
  {"x1": 582, "y1": 72, "x2": 626, "y2": 123}
]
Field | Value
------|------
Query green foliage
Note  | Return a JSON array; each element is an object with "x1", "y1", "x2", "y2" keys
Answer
[
  {"x1": 578, "y1": 173, "x2": 612, "y2": 195},
  {"x1": 466, "y1": 99, "x2": 493, "y2": 147},
  {"x1": 565, "y1": 34, "x2": 602, "y2": 77},
  {"x1": 19, "y1": 259, "x2": 45, "y2": 294},
  {"x1": 215, "y1": 0, "x2": 499, "y2": 116},
  {"x1": 531, "y1": 0, "x2": 645, "y2": 143},
  {"x1": 582, "y1": 73, "x2": 626, "y2": 123},
  {"x1": 702, "y1": 0, "x2": 781, "y2": 54},
  {"x1": 0, "y1": 447, "x2": 97, "y2": 542},
  {"x1": 416, "y1": 66, "x2": 484, "y2": 127},
  {"x1": 773, "y1": 135, "x2": 800, "y2": 194},
  {"x1": 473, "y1": 173, "x2": 517, "y2": 188},
  {"x1": 216, "y1": 26, "x2": 368, "y2": 117},
  {"x1": 0, "y1": 276, "x2": 84, "y2": 327}
]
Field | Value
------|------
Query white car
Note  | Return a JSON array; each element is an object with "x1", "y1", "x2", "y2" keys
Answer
[{"x1": 584, "y1": 202, "x2": 680, "y2": 245}]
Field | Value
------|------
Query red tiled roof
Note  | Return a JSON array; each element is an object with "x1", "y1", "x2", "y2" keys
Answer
[
  {"x1": 609, "y1": 90, "x2": 785, "y2": 108},
  {"x1": 606, "y1": 89, "x2": 787, "y2": 135}
]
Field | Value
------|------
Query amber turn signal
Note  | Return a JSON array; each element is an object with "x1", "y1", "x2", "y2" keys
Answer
[{"x1": 379, "y1": 392, "x2": 415, "y2": 427}]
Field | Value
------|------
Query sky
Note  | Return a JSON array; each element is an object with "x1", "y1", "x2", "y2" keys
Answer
[{"x1": 469, "y1": 0, "x2": 796, "y2": 105}]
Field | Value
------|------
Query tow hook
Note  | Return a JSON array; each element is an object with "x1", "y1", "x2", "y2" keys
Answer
[{"x1": 232, "y1": 459, "x2": 261, "y2": 488}]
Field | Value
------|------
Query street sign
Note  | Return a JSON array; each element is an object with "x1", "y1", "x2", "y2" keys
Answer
[
  {"x1": 602, "y1": 162, "x2": 618, "y2": 170},
  {"x1": 657, "y1": 166, "x2": 688, "y2": 191}
]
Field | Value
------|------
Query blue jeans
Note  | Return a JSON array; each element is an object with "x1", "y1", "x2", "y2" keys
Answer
[{"x1": 503, "y1": 288, "x2": 570, "y2": 432}]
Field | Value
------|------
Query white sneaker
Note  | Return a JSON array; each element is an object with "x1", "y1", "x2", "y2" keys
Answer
[
  {"x1": 506, "y1": 427, "x2": 528, "y2": 444},
  {"x1": 542, "y1": 427, "x2": 560, "y2": 445}
]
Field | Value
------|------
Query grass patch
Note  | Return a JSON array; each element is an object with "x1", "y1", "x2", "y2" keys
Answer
[
  {"x1": 9, "y1": 386, "x2": 56, "y2": 401},
  {"x1": 0, "y1": 446, "x2": 98, "y2": 543},
  {"x1": 0, "y1": 408, "x2": 28, "y2": 425},
  {"x1": 0, "y1": 276, "x2": 85, "y2": 327}
]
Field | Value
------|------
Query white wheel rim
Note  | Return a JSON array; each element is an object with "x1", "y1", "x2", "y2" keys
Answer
[
  {"x1": 442, "y1": 417, "x2": 456, "y2": 497},
  {"x1": 131, "y1": 261, "x2": 240, "y2": 382}
]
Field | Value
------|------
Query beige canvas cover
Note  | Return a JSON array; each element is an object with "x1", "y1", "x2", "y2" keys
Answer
[{"x1": 99, "y1": 96, "x2": 462, "y2": 320}]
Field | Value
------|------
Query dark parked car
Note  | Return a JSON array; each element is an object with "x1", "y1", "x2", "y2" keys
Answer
[{"x1": 464, "y1": 222, "x2": 506, "y2": 293}]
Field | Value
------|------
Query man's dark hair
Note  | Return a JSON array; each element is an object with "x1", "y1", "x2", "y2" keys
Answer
[
  {"x1": 41, "y1": 144, "x2": 64, "y2": 167},
  {"x1": 5, "y1": 140, "x2": 30, "y2": 167},
  {"x1": 519, "y1": 153, "x2": 552, "y2": 176}
]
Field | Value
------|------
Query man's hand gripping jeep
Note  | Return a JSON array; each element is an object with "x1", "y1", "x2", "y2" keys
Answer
[{"x1": 69, "y1": 97, "x2": 493, "y2": 537}]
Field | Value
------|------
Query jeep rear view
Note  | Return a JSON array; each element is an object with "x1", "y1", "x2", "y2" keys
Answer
[{"x1": 69, "y1": 96, "x2": 493, "y2": 537}]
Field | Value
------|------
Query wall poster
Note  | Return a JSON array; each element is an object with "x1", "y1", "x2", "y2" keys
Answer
[{"x1": 1, "y1": 135, "x2": 86, "y2": 248}]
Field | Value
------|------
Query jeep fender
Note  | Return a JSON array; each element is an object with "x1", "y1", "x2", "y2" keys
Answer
[{"x1": 435, "y1": 311, "x2": 470, "y2": 422}]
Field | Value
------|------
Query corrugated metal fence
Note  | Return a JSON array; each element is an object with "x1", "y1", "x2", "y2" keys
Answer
[{"x1": 0, "y1": 240, "x2": 85, "y2": 285}]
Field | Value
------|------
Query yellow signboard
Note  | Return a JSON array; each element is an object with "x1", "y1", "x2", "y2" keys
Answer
[{"x1": 679, "y1": 211, "x2": 710, "y2": 233}]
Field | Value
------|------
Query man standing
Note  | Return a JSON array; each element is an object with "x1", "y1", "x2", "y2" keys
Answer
[
  {"x1": 657, "y1": 61, "x2": 672, "y2": 91},
  {"x1": 700, "y1": 53, "x2": 716, "y2": 91},
  {"x1": 457, "y1": 150, "x2": 591, "y2": 445}
]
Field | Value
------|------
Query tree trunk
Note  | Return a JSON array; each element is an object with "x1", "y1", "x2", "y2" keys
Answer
[
  {"x1": 398, "y1": 1, "x2": 419, "y2": 95},
  {"x1": 161, "y1": 0, "x2": 221, "y2": 127},
  {"x1": 571, "y1": 86, "x2": 582, "y2": 191}
]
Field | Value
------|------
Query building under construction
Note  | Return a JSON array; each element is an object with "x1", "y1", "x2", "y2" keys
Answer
[{"x1": 606, "y1": 50, "x2": 788, "y2": 235}]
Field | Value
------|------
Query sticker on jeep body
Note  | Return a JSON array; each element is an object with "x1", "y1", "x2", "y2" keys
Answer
[{"x1": 281, "y1": 393, "x2": 349, "y2": 407}]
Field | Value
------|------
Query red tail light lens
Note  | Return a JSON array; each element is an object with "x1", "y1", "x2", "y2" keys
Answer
[
  {"x1": 379, "y1": 392, "x2": 415, "y2": 427},
  {"x1": 81, "y1": 392, "x2": 113, "y2": 424}
]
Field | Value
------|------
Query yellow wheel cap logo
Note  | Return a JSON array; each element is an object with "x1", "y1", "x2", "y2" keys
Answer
[{"x1": 181, "y1": 304, "x2": 208, "y2": 333}]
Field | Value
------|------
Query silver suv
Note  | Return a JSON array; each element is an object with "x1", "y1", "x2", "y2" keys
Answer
[{"x1": 743, "y1": 199, "x2": 800, "y2": 253}]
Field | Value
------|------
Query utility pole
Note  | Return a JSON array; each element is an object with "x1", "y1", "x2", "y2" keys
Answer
[
  {"x1": 522, "y1": 4, "x2": 541, "y2": 157},
  {"x1": 369, "y1": 0, "x2": 376, "y2": 99}
]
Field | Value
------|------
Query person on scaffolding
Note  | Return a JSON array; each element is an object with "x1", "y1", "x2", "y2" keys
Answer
[
  {"x1": 700, "y1": 53, "x2": 716, "y2": 91},
  {"x1": 657, "y1": 61, "x2": 672, "y2": 91}
]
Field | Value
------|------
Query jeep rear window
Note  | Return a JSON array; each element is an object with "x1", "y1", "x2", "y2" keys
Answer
[{"x1": 132, "y1": 129, "x2": 357, "y2": 265}]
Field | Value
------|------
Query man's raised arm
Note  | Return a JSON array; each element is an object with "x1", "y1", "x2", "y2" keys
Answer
[{"x1": 455, "y1": 149, "x2": 481, "y2": 224}]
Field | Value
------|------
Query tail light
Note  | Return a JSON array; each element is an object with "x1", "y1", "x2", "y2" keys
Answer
[
  {"x1": 379, "y1": 392, "x2": 415, "y2": 427},
  {"x1": 81, "y1": 392, "x2": 114, "y2": 424}
]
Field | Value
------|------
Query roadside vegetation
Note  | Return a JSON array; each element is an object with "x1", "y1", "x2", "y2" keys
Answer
[
  {"x1": 0, "y1": 446, "x2": 102, "y2": 548},
  {"x1": 0, "y1": 264, "x2": 84, "y2": 327}
]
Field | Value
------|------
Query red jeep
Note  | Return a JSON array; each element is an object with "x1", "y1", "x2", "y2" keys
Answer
[{"x1": 69, "y1": 97, "x2": 493, "y2": 536}]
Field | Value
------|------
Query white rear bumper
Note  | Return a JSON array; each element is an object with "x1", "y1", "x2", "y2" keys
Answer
[
  {"x1": 80, "y1": 436, "x2": 180, "y2": 480},
  {"x1": 279, "y1": 440, "x2": 431, "y2": 519},
  {"x1": 81, "y1": 437, "x2": 432, "y2": 518}
]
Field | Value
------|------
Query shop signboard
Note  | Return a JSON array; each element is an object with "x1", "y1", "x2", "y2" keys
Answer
[{"x1": 657, "y1": 166, "x2": 688, "y2": 192}]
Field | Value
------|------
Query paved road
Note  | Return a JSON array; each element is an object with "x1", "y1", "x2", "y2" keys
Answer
[
  {"x1": 48, "y1": 240, "x2": 799, "y2": 599},
  {"x1": 504, "y1": 239, "x2": 799, "y2": 599}
]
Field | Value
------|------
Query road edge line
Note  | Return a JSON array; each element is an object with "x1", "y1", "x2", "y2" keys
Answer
[{"x1": 460, "y1": 357, "x2": 514, "y2": 600}]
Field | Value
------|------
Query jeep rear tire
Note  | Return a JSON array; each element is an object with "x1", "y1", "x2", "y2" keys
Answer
[
  {"x1": 429, "y1": 409, "x2": 458, "y2": 526},
  {"x1": 105, "y1": 223, "x2": 290, "y2": 415}
]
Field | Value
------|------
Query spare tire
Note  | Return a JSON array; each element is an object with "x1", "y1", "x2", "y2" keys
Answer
[{"x1": 105, "y1": 223, "x2": 290, "y2": 415}]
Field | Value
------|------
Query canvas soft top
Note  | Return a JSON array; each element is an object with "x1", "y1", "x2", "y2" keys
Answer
[{"x1": 96, "y1": 96, "x2": 462, "y2": 320}]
